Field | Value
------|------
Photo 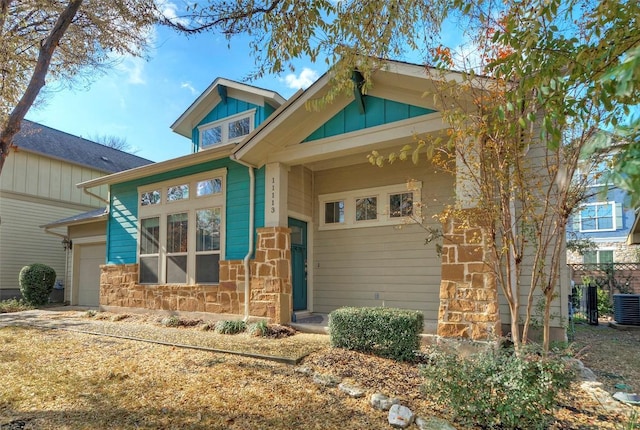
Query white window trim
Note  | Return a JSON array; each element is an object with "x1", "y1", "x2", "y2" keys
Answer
[
  {"x1": 578, "y1": 201, "x2": 617, "y2": 233},
  {"x1": 319, "y1": 182, "x2": 422, "y2": 231},
  {"x1": 198, "y1": 109, "x2": 256, "y2": 150},
  {"x1": 137, "y1": 169, "x2": 227, "y2": 285}
]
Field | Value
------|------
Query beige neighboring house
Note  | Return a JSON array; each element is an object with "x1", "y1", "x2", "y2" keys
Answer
[{"x1": 0, "y1": 120, "x2": 152, "y2": 303}]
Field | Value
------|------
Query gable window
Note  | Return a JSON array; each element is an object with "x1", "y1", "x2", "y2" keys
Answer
[
  {"x1": 138, "y1": 169, "x2": 226, "y2": 285},
  {"x1": 199, "y1": 110, "x2": 255, "y2": 150},
  {"x1": 578, "y1": 202, "x2": 620, "y2": 232},
  {"x1": 319, "y1": 182, "x2": 422, "y2": 230}
]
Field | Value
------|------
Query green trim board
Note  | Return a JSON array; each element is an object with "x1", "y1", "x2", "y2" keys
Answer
[{"x1": 303, "y1": 96, "x2": 436, "y2": 142}]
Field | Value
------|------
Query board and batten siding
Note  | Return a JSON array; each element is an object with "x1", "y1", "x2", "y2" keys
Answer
[
  {"x1": 311, "y1": 161, "x2": 454, "y2": 319},
  {"x1": 0, "y1": 150, "x2": 108, "y2": 206},
  {"x1": 288, "y1": 165, "x2": 313, "y2": 218},
  {"x1": 107, "y1": 158, "x2": 265, "y2": 265},
  {"x1": 304, "y1": 96, "x2": 435, "y2": 142}
]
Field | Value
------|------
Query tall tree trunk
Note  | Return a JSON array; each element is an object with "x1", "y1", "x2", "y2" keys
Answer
[{"x1": 0, "y1": 0, "x2": 83, "y2": 174}]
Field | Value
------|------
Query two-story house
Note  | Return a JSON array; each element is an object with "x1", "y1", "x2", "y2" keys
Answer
[{"x1": 0, "y1": 120, "x2": 152, "y2": 300}]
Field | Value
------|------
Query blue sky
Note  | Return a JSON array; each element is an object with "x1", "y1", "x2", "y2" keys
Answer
[{"x1": 27, "y1": 25, "x2": 321, "y2": 163}]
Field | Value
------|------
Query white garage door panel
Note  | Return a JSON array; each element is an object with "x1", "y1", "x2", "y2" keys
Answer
[{"x1": 77, "y1": 243, "x2": 105, "y2": 307}]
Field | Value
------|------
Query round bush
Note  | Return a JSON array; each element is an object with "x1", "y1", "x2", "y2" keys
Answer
[{"x1": 19, "y1": 263, "x2": 56, "y2": 305}]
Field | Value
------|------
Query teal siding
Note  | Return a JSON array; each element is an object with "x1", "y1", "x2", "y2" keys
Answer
[
  {"x1": 107, "y1": 158, "x2": 262, "y2": 264},
  {"x1": 192, "y1": 97, "x2": 271, "y2": 151},
  {"x1": 303, "y1": 96, "x2": 436, "y2": 142}
]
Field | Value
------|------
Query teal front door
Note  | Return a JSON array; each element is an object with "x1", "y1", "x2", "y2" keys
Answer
[{"x1": 288, "y1": 218, "x2": 307, "y2": 311}]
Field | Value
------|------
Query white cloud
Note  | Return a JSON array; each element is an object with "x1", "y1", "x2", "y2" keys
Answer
[
  {"x1": 157, "y1": 0, "x2": 190, "y2": 26},
  {"x1": 180, "y1": 81, "x2": 198, "y2": 95},
  {"x1": 117, "y1": 56, "x2": 147, "y2": 85},
  {"x1": 283, "y1": 68, "x2": 319, "y2": 90}
]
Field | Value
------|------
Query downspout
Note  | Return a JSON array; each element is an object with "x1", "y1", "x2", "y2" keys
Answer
[
  {"x1": 230, "y1": 154, "x2": 255, "y2": 322},
  {"x1": 82, "y1": 187, "x2": 109, "y2": 205}
]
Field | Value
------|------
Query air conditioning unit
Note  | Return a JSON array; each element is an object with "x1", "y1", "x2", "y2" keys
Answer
[{"x1": 613, "y1": 294, "x2": 640, "y2": 326}]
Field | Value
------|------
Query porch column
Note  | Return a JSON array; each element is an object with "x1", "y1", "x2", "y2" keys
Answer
[
  {"x1": 250, "y1": 227, "x2": 292, "y2": 324},
  {"x1": 265, "y1": 162, "x2": 289, "y2": 227},
  {"x1": 437, "y1": 210, "x2": 501, "y2": 340}
]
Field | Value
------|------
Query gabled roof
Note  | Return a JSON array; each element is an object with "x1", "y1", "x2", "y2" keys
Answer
[
  {"x1": 233, "y1": 60, "x2": 455, "y2": 168},
  {"x1": 171, "y1": 78, "x2": 286, "y2": 138},
  {"x1": 15, "y1": 120, "x2": 153, "y2": 173}
]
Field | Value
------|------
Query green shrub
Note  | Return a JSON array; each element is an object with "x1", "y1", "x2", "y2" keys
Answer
[
  {"x1": 0, "y1": 298, "x2": 33, "y2": 313},
  {"x1": 422, "y1": 347, "x2": 574, "y2": 429},
  {"x1": 19, "y1": 263, "x2": 56, "y2": 306},
  {"x1": 160, "y1": 315, "x2": 180, "y2": 327},
  {"x1": 247, "y1": 320, "x2": 269, "y2": 337},
  {"x1": 214, "y1": 320, "x2": 246, "y2": 334},
  {"x1": 329, "y1": 307, "x2": 424, "y2": 361}
]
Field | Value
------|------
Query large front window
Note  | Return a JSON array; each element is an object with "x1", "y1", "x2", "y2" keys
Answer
[{"x1": 138, "y1": 170, "x2": 226, "y2": 284}]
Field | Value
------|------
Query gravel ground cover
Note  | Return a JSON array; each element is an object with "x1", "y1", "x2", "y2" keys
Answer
[{"x1": 0, "y1": 310, "x2": 638, "y2": 429}]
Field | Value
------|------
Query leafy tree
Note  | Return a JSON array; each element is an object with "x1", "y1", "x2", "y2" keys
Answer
[{"x1": 0, "y1": 0, "x2": 159, "y2": 174}]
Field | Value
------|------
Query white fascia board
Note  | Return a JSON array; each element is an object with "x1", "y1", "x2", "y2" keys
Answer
[
  {"x1": 266, "y1": 112, "x2": 446, "y2": 165},
  {"x1": 77, "y1": 145, "x2": 234, "y2": 189}
]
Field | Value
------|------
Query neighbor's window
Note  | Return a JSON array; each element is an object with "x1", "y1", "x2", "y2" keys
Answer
[
  {"x1": 325, "y1": 201, "x2": 345, "y2": 224},
  {"x1": 579, "y1": 202, "x2": 615, "y2": 232},
  {"x1": 583, "y1": 250, "x2": 614, "y2": 265},
  {"x1": 198, "y1": 110, "x2": 255, "y2": 150},
  {"x1": 137, "y1": 169, "x2": 226, "y2": 285}
]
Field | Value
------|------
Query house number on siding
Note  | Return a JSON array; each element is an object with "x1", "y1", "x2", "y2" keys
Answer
[{"x1": 270, "y1": 176, "x2": 276, "y2": 213}]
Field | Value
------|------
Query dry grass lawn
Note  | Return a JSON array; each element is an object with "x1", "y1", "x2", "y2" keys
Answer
[{"x1": 0, "y1": 314, "x2": 638, "y2": 429}]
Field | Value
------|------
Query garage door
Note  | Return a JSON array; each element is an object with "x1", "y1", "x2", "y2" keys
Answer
[{"x1": 77, "y1": 243, "x2": 105, "y2": 307}]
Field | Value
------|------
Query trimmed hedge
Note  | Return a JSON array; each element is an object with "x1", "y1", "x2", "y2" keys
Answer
[
  {"x1": 19, "y1": 263, "x2": 56, "y2": 306},
  {"x1": 329, "y1": 307, "x2": 424, "y2": 361}
]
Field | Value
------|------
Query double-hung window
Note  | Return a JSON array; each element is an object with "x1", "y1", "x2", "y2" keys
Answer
[
  {"x1": 198, "y1": 110, "x2": 255, "y2": 150},
  {"x1": 138, "y1": 169, "x2": 226, "y2": 285}
]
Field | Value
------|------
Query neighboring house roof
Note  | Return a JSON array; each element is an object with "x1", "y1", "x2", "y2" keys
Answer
[
  {"x1": 15, "y1": 119, "x2": 153, "y2": 173},
  {"x1": 41, "y1": 207, "x2": 107, "y2": 229},
  {"x1": 171, "y1": 78, "x2": 286, "y2": 138}
]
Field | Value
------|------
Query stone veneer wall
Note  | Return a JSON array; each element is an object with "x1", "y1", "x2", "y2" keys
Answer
[
  {"x1": 437, "y1": 211, "x2": 501, "y2": 340},
  {"x1": 100, "y1": 227, "x2": 292, "y2": 323}
]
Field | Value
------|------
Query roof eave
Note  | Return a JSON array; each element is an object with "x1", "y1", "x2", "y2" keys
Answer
[{"x1": 78, "y1": 144, "x2": 234, "y2": 189}]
